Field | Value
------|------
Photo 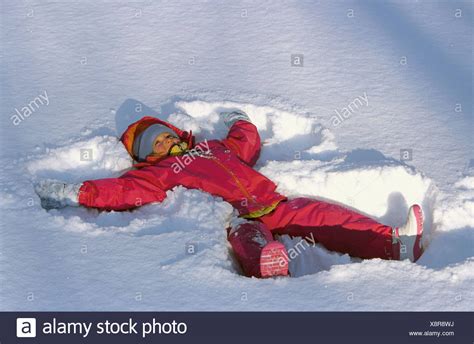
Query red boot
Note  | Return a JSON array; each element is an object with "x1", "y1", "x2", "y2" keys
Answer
[
  {"x1": 394, "y1": 204, "x2": 424, "y2": 262},
  {"x1": 260, "y1": 241, "x2": 289, "y2": 278},
  {"x1": 228, "y1": 221, "x2": 289, "y2": 278}
]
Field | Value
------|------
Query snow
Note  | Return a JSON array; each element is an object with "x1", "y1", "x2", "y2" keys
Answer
[{"x1": 1, "y1": 1, "x2": 472, "y2": 311}]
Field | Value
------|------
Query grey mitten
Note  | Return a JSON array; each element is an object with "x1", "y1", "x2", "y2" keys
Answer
[
  {"x1": 220, "y1": 110, "x2": 251, "y2": 128},
  {"x1": 34, "y1": 180, "x2": 82, "y2": 210}
]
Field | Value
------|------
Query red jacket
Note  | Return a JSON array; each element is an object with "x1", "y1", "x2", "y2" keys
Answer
[{"x1": 78, "y1": 118, "x2": 286, "y2": 217}]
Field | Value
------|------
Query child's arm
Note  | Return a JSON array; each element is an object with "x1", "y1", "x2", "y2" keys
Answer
[
  {"x1": 78, "y1": 174, "x2": 166, "y2": 211},
  {"x1": 220, "y1": 111, "x2": 261, "y2": 166},
  {"x1": 35, "y1": 165, "x2": 172, "y2": 211}
]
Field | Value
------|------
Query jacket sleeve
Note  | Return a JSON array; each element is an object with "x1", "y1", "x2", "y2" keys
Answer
[
  {"x1": 222, "y1": 120, "x2": 261, "y2": 166},
  {"x1": 78, "y1": 165, "x2": 173, "y2": 211}
]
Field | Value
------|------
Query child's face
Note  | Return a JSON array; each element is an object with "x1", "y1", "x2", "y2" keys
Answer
[{"x1": 152, "y1": 132, "x2": 181, "y2": 157}]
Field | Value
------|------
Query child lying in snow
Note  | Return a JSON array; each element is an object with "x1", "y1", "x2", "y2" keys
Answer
[{"x1": 35, "y1": 111, "x2": 425, "y2": 277}]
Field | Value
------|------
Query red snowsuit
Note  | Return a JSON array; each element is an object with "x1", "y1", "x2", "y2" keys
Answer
[{"x1": 78, "y1": 117, "x2": 398, "y2": 277}]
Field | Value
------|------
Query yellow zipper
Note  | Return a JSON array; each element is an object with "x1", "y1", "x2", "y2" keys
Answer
[{"x1": 210, "y1": 156, "x2": 258, "y2": 205}]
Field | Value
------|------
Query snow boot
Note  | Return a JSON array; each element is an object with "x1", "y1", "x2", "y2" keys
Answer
[
  {"x1": 260, "y1": 241, "x2": 289, "y2": 278},
  {"x1": 394, "y1": 204, "x2": 424, "y2": 262},
  {"x1": 228, "y1": 220, "x2": 289, "y2": 278}
]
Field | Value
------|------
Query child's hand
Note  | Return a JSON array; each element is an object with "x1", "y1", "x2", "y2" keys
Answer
[
  {"x1": 34, "y1": 180, "x2": 82, "y2": 210},
  {"x1": 219, "y1": 110, "x2": 251, "y2": 128}
]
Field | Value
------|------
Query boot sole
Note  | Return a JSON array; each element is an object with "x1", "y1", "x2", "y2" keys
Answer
[
  {"x1": 412, "y1": 204, "x2": 424, "y2": 262},
  {"x1": 260, "y1": 241, "x2": 289, "y2": 278}
]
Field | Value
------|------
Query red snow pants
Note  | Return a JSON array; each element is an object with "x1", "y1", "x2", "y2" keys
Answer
[{"x1": 228, "y1": 197, "x2": 399, "y2": 277}]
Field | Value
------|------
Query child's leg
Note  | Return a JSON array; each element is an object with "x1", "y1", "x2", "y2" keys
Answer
[
  {"x1": 227, "y1": 221, "x2": 289, "y2": 278},
  {"x1": 258, "y1": 198, "x2": 398, "y2": 260}
]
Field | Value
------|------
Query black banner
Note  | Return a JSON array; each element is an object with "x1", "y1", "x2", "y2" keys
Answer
[{"x1": 1, "y1": 312, "x2": 472, "y2": 343}]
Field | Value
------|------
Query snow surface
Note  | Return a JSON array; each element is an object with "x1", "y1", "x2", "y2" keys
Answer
[{"x1": 1, "y1": 0, "x2": 472, "y2": 311}]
